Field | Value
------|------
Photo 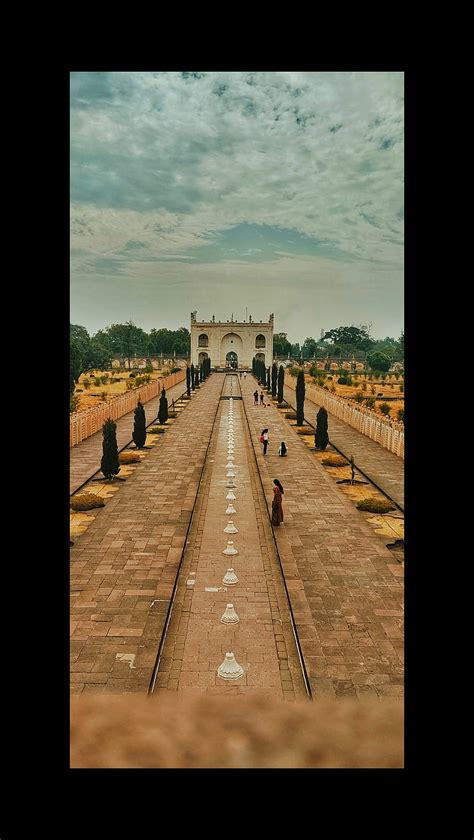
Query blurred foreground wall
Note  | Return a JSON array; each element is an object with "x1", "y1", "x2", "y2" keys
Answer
[{"x1": 70, "y1": 693, "x2": 403, "y2": 769}]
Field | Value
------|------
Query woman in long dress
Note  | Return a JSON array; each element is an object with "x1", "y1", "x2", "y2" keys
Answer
[{"x1": 271, "y1": 479, "x2": 284, "y2": 526}]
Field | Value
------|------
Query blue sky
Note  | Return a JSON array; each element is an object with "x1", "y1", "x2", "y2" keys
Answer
[{"x1": 70, "y1": 71, "x2": 403, "y2": 341}]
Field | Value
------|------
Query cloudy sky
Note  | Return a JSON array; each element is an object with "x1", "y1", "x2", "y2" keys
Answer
[{"x1": 70, "y1": 71, "x2": 403, "y2": 342}]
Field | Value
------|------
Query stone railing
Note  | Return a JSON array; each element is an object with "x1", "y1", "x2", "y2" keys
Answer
[
  {"x1": 70, "y1": 370, "x2": 186, "y2": 448},
  {"x1": 284, "y1": 374, "x2": 404, "y2": 459}
]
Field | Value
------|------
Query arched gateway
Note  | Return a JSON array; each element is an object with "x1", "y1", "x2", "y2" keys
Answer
[{"x1": 190, "y1": 312, "x2": 274, "y2": 369}]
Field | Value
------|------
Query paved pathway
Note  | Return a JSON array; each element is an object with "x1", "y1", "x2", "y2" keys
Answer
[
  {"x1": 154, "y1": 379, "x2": 306, "y2": 700},
  {"x1": 244, "y1": 376, "x2": 404, "y2": 700},
  {"x1": 283, "y1": 382, "x2": 404, "y2": 509},
  {"x1": 70, "y1": 378, "x2": 188, "y2": 494},
  {"x1": 70, "y1": 373, "x2": 403, "y2": 701},
  {"x1": 70, "y1": 375, "x2": 222, "y2": 695}
]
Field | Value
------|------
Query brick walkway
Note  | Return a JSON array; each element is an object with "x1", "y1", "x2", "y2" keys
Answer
[
  {"x1": 70, "y1": 375, "x2": 223, "y2": 695},
  {"x1": 244, "y1": 376, "x2": 404, "y2": 700},
  {"x1": 70, "y1": 379, "x2": 189, "y2": 495},
  {"x1": 153, "y1": 379, "x2": 307, "y2": 701},
  {"x1": 283, "y1": 382, "x2": 404, "y2": 509},
  {"x1": 70, "y1": 373, "x2": 403, "y2": 701}
]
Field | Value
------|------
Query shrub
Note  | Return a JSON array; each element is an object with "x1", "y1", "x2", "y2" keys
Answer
[
  {"x1": 132, "y1": 399, "x2": 147, "y2": 449},
  {"x1": 158, "y1": 390, "x2": 169, "y2": 424},
  {"x1": 397, "y1": 409, "x2": 405, "y2": 422},
  {"x1": 144, "y1": 364, "x2": 154, "y2": 373},
  {"x1": 126, "y1": 380, "x2": 135, "y2": 391},
  {"x1": 94, "y1": 378, "x2": 101, "y2": 387},
  {"x1": 170, "y1": 367, "x2": 181, "y2": 374},
  {"x1": 70, "y1": 493, "x2": 105, "y2": 512},
  {"x1": 321, "y1": 454, "x2": 347, "y2": 467},
  {"x1": 296, "y1": 370, "x2": 305, "y2": 425},
  {"x1": 83, "y1": 379, "x2": 90, "y2": 390},
  {"x1": 142, "y1": 374, "x2": 151, "y2": 383},
  {"x1": 315, "y1": 407, "x2": 329, "y2": 450},
  {"x1": 356, "y1": 497, "x2": 396, "y2": 513},
  {"x1": 289, "y1": 366, "x2": 301, "y2": 378},
  {"x1": 148, "y1": 426, "x2": 166, "y2": 433},
  {"x1": 277, "y1": 365, "x2": 284, "y2": 403},
  {"x1": 100, "y1": 419, "x2": 120, "y2": 480},
  {"x1": 365, "y1": 396, "x2": 376, "y2": 408},
  {"x1": 100, "y1": 375, "x2": 109, "y2": 385},
  {"x1": 354, "y1": 392, "x2": 365, "y2": 403},
  {"x1": 379, "y1": 402, "x2": 391, "y2": 416}
]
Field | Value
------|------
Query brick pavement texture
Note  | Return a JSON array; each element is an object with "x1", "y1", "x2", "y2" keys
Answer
[
  {"x1": 243, "y1": 376, "x2": 404, "y2": 700},
  {"x1": 70, "y1": 376, "x2": 223, "y2": 694},
  {"x1": 70, "y1": 693, "x2": 403, "y2": 768}
]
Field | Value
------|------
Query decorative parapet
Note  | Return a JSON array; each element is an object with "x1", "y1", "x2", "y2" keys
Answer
[
  {"x1": 284, "y1": 374, "x2": 404, "y2": 459},
  {"x1": 70, "y1": 370, "x2": 186, "y2": 448}
]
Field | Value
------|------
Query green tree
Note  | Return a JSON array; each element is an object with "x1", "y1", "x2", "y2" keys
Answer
[
  {"x1": 323, "y1": 325, "x2": 374, "y2": 351},
  {"x1": 190, "y1": 364, "x2": 195, "y2": 391},
  {"x1": 100, "y1": 419, "x2": 120, "y2": 480},
  {"x1": 315, "y1": 407, "x2": 329, "y2": 450},
  {"x1": 296, "y1": 369, "x2": 305, "y2": 426},
  {"x1": 302, "y1": 337, "x2": 318, "y2": 358},
  {"x1": 132, "y1": 400, "x2": 147, "y2": 449},
  {"x1": 277, "y1": 365, "x2": 284, "y2": 403},
  {"x1": 366, "y1": 350, "x2": 391, "y2": 372},
  {"x1": 273, "y1": 332, "x2": 292, "y2": 357}
]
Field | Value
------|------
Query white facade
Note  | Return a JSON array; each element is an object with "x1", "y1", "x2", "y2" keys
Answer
[{"x1": 190, "y1": 312, "x2": 274, "y2": 369}]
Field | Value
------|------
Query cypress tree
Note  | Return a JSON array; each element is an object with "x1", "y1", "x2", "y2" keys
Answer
[
  {"x1": 199, "y1": 363, "x2": 203, "y2": 383},
  {"x1": 186, "y1": 365, "x2": 191, "y2": 397},
  {"x1": 296, "y1": 369, "x2": 305, "y2": 426},
  {"x1": 191, "y1": 363, "x2": 195, "y2": 391},
  {"x1": 315, "y1": 407, "x2": 329, "y2": 450},
  {"x1": 277, "y1": 365, "x2": 284, "y2": 403},
  {"x1": 100, "y1": 418, "x2": 120, "y2": 480},
  {"x1": 132, "y1": 399, "x2": 146, "y2": 449},
  {"x1": 158, "y1": 389, "x2": 169, "y2": 424},
  {"x1": 266, "y1": 366, "x2": 271, "y2": 390},
  {"x1": 271, "y1": 362, "x2": 278, "y2": 398}
]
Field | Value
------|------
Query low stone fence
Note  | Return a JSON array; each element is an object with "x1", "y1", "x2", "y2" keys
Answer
[
  {"x1": 70, "y1": 370, "x2": 186, "y2": 448},
  {"x1": 284, "y1": 375, "x2": 404, "y2": 459}
]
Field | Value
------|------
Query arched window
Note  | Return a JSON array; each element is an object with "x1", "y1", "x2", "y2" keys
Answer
[
  {"x1": 198, "y1": 333, "x2": 208, "y2": 347},
  {"x1": 255, "y1": 334, "x2": 266, "y2": 348}
]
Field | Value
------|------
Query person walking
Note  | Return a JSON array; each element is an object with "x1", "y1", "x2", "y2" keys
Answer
[
  {"x1": 278, "y1": 441, "x2": 287, "y2": 456},
  {"x1": 260, "y1": 428, "x2": 269, "y2": 455},
  {"x1": 253, "y1": 389, "x2": 259, "y2": 405},
  {"x1": 271, "y1": 479, "x2": 284, "y2": 525},
  {"x1": 260, "y1": 391, "x2": 264, "y2": 405}
]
